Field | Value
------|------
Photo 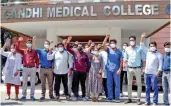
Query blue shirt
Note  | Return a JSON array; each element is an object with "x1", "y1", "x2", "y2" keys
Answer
[
  {"x1": 162, "y1": 53, "x2": 170, "y2": 71},
  {"x1": 36, "y1": 49, "x2": 53, "y2": 67},
  {"x1": 124, "y1": 44, "x2": 146, "y2": 67},
  {"x1": 106, "y1": 47, "x2": 123, "y2": 71}
]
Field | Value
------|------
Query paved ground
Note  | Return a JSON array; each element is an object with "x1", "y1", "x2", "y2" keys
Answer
[{"x1": 0, "y1": 83, "x2": 170, "y2": 106}]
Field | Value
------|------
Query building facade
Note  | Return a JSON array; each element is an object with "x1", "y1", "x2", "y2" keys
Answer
[{"x1": 1, "y1": 0, "x2": 170, "y2": 51}]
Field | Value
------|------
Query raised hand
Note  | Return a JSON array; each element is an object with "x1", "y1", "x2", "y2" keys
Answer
[
  {"x1": 32, "y1": 36, "x2": 36, "y2": 42},
  {"x1": 50, "y1": 41, "x2": 53, "y2": 44},
  {"x1": 67, "y1": 36, "x2": 72, "y2": 43},
  {"x1": 75, "y1": 41, "x2": 79, "y2": 45},
  {"x1": 18, "y1": 37, "x2": 23, "y2": 41},
  {"x1": 106, "y1": 34, "x2": 110, "y2": 38},
  {"x1": 91, "y1": 43, "x2": 95, "y2": 47},
  {"x1": 88, "y1": 40, "x2": 92, "y2": 44},
  {"x1": 141, "y1": 32, "x2": 147, "y2": 38}
]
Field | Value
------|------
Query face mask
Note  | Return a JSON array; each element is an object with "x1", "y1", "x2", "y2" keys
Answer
[
  {"x1": 44, "y1": 44, "x2": 49, "y2": 49},
  {"x1": 110, "y1": 44, "x2": 116, "y2": 48},
  {"x1": 77, "y1": 47, "x2": 83, "y2": 51},
  {"x1": 130, "y1": 41, "x2": 135, "y2": 46},
  {"x1": 58, "y1": 47, "x2": 64, "y2": 52},
  {"x1": 72, "y1": 48, "x2": 77, "y2": 51},
  {"x1": 123, "y1": 46, "x2": 127, "y2": 50},
  {"x1": 11, "y1": 49, "x2": 16, "y2": 53},
  {"x1": 150, "y1": 47, "x2": 156, "y2": 52},
  {"x1": 165, "y1": 48, "x2": 170, "y2": 52},
  {"x1": 26, "y1": 43, "x2": 32, "y2": 48},
  {"x1": 93, "y1": 51, "x2": 99, "y2": 56}
]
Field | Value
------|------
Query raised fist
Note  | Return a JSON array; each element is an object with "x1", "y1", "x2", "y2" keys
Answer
[
  {"x1": 141, "y1": 32, "x2": 147, "y2": 38},
  {"x1": 32, "y1": 36, "x2": 36, "y2": 42},
  {"x1": 106, "y1": 34, "x2": 110, "y2": 38},
  {"x1": 68, "y1": 36, "x2": 72, "y2": 41},
  {"x1": 18, "y1": 37, "x2": 23, "y2": 41}
]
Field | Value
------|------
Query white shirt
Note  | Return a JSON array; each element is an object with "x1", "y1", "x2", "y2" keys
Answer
[
  {"x1": 47, "y1": 50, "x2": 73, "y2": 75},
  {"x1": 145, "y1": 51, "x2": 163, "y2": 74},
  {"x1": 99, "y1": 51, "x2": 108, "y2": 78}
]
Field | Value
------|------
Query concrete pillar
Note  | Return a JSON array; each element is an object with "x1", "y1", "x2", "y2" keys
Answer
[
  {"x1": 109, "y1": 27, "x2": 122, "y2": 49},
  {"x1": 46, "y1": 28, "x2": 58, "y2": 48}
]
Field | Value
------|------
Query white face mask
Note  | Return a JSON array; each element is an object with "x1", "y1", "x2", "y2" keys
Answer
[
  {"x1": 150, "y1": 47, "x2": 156, "y2": 52},
  {"x1": 110, "y1": 44, "x2": 116, "y2": 48},
  {"x1": 123, "y1": 46, "x2": 127, "y2": 50},
  {"x1": 26, "y1": 43, "x2": 32, "y2": 48},
  {"x1": 58, "y1": 47, "x2": 64, "y2": 52},
  {"x1": 11, "y1": 49, "x2": 16, "y2": 53},
  {"x1": 130, "y1": 41, "x2": 135, "y2": 46},
  {"x1": 165, "y1": 48, "x2": 170, "y2": 52},
  {"x1": 44, "y1": 44, "x2": 49, "y2": 49},
  {"x1": 93, "y1": 51, "x2": 99, "y2": 56}
]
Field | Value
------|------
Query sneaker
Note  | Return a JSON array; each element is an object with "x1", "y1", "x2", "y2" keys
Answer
[
  {"x1": 5, "y1": 96, "x2": 10, "y2": 100},
  {"x1": 106, "y1": 98, "x2": 113, "y2": 102},
  {"x1": 137, "y1": 99, "x2": 141, "y2": 105},
  {"x1": 82, "y1": 97, "x2": 88, "y2": 101},
  {"x1": 115, "y1": 100, "x2": 120, "y2": 103},
  {"x1": 72, "y1": 97, "x2": 78, "y2": 101},
  {"x1": 20, "y1": 96, "x2": 26, "y2": 101},
  {"x1": 164, "y1": 103, "x2": 170, "y2": 105},
  {"x1": 152, "y1": 103, "x2": 157, "y2": 106},
  {"x1": 124, "y1": 99, "x2": 132, "y2": 104},
  {"x1": 144, "y1": 102, "x2": 150, "y2": 106},
  {"x1": 30, "y1": 96, "x2": 36, "y2": 101}
]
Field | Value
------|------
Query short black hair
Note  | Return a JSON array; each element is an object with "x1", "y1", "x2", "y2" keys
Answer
[
  {"x1": 27, "y1": 39, "x2": 32, "y2": 43},
  {"x1": 123, "y1": 42, "x2": 128, "y2": 46},
  {"x1": 149, "y1": 41, "x2": 157, "y2": 47},
  {"x1": 45, "y1": 40, "x2": 50, "y2": 44},
  {"x1": 57, "y1": 43, "x2": 64, "y2": 47},
  {"x1": 110, "y1": 39, "x2": 117, "y2": 44},
  {"x1": 164, "y1": 42, "x2": 170, "y2": 47},
  {"x1": 129, "y1": 36, "x2": 136, "y2": 40}
]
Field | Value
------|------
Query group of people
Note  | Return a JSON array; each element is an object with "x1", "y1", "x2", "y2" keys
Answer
[{"x1": 1, "y1": 32, "x2": 170, "y2": 106}]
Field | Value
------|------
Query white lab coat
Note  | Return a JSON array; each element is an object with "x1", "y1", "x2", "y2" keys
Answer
[{"x1": 0, "y1": 49, "x2": 22, "y2": 85}]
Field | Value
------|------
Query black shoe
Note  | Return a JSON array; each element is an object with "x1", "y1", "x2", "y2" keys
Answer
[
  {"x1": 50, "y1": 96, "x2": 55, "y2": 100},
  {"x1": 124, "y1": 99, "x2": 132, "y2": 104},
  {"x1": 40, "y1": 97, "x2": 45, "y2": 101},
  {"x1": 137, "y1": 99, "x2": 141, "y2": 105}
]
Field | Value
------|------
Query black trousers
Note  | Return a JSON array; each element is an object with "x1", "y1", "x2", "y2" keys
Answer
[
  {"x1": 102, "y1": 78, "x2": 108, "y2": 98},
  {"x1": 54, "y1": 73, "x2": 69, "y2": 96},
  {"x1": 72, "y1": 71, "x2": 86, "y2": 98},
  {"x1": 120, "y1": 71, "x2": 127, "y2": 93}
]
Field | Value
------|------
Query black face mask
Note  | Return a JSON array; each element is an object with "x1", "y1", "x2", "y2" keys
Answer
[{"x1": 77, "y1": 47, "x2": 83, "y2": 51}]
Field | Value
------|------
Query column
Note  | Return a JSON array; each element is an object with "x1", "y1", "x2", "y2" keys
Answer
[
  {"x1": 109, "y1": 27, "x2": 122, "y2": 48},
  {"x1": 46, "y1": 28, "x2": 58, "y2": 48}
]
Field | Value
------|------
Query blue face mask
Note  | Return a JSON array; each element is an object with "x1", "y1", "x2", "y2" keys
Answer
[{"x1": 26, "y1": 43, "x2": 32, "y2": 48}]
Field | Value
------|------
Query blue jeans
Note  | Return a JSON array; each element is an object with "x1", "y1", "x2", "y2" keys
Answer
[
  {"x1": 107, "y1": 70, "x2": 120, "y2": 100},
  {"x1": 162, "y1": 71, "x2": 170, "y2": 105},
  {"x1": 144, "y1": 74, "x2": 158, "y2": 104}
]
